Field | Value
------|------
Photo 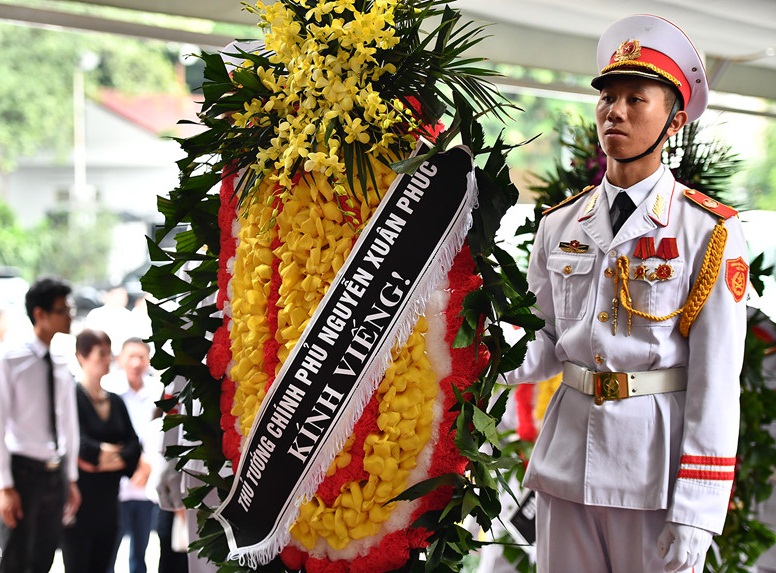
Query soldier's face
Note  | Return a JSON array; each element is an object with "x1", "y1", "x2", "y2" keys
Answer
[{"x1": 595, "y1": 76, "x2": 674, "y2": 161}]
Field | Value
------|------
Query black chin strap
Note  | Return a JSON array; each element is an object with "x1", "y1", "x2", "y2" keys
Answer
[{"x1": 613, "y1": 98, "x2": 682, "y2": 164}]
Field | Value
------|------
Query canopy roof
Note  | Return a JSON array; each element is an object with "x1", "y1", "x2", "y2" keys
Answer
[{"x1": 2, "y1": 0, "x2": 775, "y2": 105}]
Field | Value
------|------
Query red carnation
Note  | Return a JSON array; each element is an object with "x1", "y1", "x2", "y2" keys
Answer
[{"x1": 207, "y1": 326, "x2": 232, "y2": 379}]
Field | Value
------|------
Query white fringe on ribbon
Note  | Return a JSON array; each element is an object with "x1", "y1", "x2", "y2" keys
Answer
[{"x1": 219, "y1": 144, "x2": 479, "y2": 567}]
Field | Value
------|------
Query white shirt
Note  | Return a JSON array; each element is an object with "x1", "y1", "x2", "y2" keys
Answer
[
  {"x1": 84, "y1": 304, "x2": 136, "y2": 356},
  {"x1": 0, "y1": 335, "x2": 80, "y2": 487},
  {"x1": 603, "y1": 164, "x2": 665, "y2": 212}
]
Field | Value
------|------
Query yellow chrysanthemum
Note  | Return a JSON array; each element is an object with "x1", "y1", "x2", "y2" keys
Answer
[
  {"x1": 229, "y1": 150, "x2": 437, "y2": 549},
  {"x1": 229, "y1": 178, "x2": 281, "y2": 434},
  {"x1": 291, "y1": 321, "x2": 437, "y2": 550}
]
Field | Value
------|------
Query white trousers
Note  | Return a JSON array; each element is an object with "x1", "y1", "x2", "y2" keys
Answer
[{"x1": 536, "y1": 492, "x2": 704, "y2": 573}]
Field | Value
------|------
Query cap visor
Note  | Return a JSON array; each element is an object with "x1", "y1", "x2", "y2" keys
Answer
[{"x1": 591, "y1": 69, "x2": 677, "y2": 91}]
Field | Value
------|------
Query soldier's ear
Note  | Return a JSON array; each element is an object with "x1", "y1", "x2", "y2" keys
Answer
[{"x1": 667, "y1": 110, "x2": 687, "y2": 138}]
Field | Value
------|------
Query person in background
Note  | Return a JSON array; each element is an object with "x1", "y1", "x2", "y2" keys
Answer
[
  {"x1": 104, "y1": 337, "x2": 164, "y2": 573},
  {"x1": 61, "y1": 329, "x2": 141, "y2": 573},
  {"x1": 130, "y1": 294, "x2": 153, "y2": 343},
  {"x1": 0, "y1": 308, "x2": 7, "y2": 344},
  {"x1": 505, "y1": 14, "x2": 747, "y2": 573},
  {"x1": 148, "y1": 409, "x2": 188, "y2": 573},
  {"x1": 155, "y1": 373, "x2": 218, "y2": 573},
  {"x1": 84, "y1": 285, "x2": 135, "y2": 357},
  {"x1": 0, "y1": 276, "x2": 81, "y2": 573}
]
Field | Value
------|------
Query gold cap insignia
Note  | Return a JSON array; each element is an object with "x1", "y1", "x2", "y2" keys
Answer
[{"x1": 614, "y1": 39, "x2": 641, "y2": 62}]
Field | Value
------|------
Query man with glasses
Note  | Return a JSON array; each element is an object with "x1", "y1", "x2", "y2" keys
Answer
[{"x1": 0, "y1": 276, "x2": 81, "y2": 572}]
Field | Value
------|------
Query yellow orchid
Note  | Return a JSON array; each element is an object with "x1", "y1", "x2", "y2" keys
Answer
[
  {"x1": 223, "y1": 0, "x2": 420, "y2": 195},
  {"x1": 342, "y1": 115, "x2": 370, "y2": 144}
]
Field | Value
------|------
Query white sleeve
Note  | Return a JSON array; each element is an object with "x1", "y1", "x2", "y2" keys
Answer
[
  {"x1": 0, "y1": 351, "x2": 13, "y2": 489},
  {"x1": 63, "y1": 376, "x2": 80, "y2": 483}
]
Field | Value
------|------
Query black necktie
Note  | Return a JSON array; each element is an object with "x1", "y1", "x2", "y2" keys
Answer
[
  {"x1": 44, "y1": 351, "x2": 59, "y2": 449},
  {"x1": 610, "y1": 192, "x2": 636, "y2": 235}
]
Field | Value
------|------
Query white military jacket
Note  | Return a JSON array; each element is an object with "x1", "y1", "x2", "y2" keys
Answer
[{"x1": 507, "y1": 166, "x2": 748, "y2": 534}]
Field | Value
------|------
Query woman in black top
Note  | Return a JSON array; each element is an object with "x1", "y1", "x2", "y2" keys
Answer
[{"x1": 61, "y1": 329, "x2": 140, "y2": 573}]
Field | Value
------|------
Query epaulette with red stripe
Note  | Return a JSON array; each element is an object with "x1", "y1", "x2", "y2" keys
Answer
[
  {"x1": 542, "y1": 185, "x2": 595, "y2": 216},
  {"x1": 683, "y1": 189, "x2": 738, "y2": 219}
]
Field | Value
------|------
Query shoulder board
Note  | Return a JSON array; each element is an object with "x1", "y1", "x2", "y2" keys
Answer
[
  {"x1": 542, "y1": 185, "x2": 595, "y2": 216},
  {"x1": 683, "y1": 189, "x2": 737, "y2": 219}
]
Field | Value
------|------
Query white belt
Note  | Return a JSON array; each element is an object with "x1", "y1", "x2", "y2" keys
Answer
[{"x1": 562, "y1": 362, "x2": 687, "y2": 405}]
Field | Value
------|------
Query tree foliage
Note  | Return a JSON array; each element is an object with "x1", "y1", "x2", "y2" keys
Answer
[
  {"x1": 478, "y1": 67, "x2": 595, "y2": 180},
  {"x1": 743, "y1": 121, "x2": 776, "y2": 211},
  {"x1": 0, "y1": 199, "x2": 114, "y2": 283},
  {"x1": 0, "y1": 21, "x2": 186, "y2": 285},
  {"x1": 0, "y1": 24, "x2": 77, "y2": 171},
  {"x1": 0, "y1": 202, "x2": 40, "y2": 274},
  {"x1": 0, "y1": 21, "x2": 183, "y2": 172}
]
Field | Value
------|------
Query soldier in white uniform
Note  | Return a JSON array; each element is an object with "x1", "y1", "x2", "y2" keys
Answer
[{"x1": 506, "y1": 14, "x2": 748, "y2": 573}]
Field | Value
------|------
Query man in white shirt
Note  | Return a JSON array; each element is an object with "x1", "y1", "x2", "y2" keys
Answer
[
  {"x1": 506, "y1": 15, "x2": 748, "y2": 573},
  {"x1": 0, "y1": 276, "x2": 81, "y2": 572},
  {"x1": 84, "y1": 286, "x2": 135, "y2": 357},
  {"x1": 103, "y1": 337, "x2": 164, "y2": 573}
]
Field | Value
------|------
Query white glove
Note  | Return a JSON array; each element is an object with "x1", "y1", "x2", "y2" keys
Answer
[
  {"x1": 155, "y1": 458, "x2": 184, "y2": 511},
  {"x1": 657, "y1": 521, "x2": 713, "y2": 572}
]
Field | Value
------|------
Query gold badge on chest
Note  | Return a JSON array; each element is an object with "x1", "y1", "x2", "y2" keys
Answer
[{"x1": 560, "y1": 240, "x2": 590, "y2": 253}]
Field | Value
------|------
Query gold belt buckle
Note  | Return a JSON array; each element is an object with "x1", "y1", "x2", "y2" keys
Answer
[
  {"x1": 45, "y1": 457, "x2": 61, "y2": 471},
  {"x1": 593, "y1": 372, "x2": 629, "y2": 405}
]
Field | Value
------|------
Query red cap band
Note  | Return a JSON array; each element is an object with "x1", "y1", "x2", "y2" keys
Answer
[{"x1": 602, "y1": 46, "x2": 690, "y2": 108}]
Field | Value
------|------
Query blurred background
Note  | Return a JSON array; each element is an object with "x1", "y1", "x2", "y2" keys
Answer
[
  {"x1": 0, "y1": 0, "x2": 774, "y2": 339},
  {"x1": 0, "y1": 2, "x2": 773, "y2": 572}
]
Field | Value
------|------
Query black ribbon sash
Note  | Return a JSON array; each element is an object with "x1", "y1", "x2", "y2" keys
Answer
[{"x1": 214, "y1": 143, "x2": 477, "y2": 564}]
